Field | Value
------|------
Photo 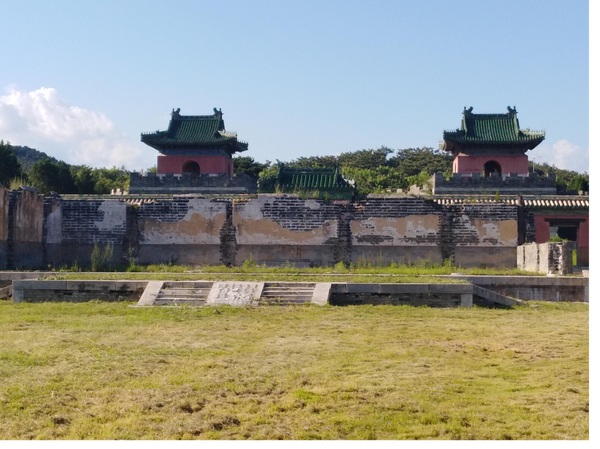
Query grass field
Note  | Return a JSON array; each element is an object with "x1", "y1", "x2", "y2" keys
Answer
[{"x1": 0, "y1": 301, "x2": 588, "y2": 440}]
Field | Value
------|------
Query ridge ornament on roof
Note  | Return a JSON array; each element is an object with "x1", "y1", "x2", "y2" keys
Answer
[
  {"x1": 442, "y1": 106, "x2": 545, "y2": 155},
  {"x1": 141, "y1": 108, "x2": 248, "y2": 155}
]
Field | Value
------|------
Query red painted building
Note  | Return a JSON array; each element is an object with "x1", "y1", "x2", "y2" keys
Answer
[
  {"x1": 438, "y1": 107, "x2": 588, "y2": 267},
  {"x1": 141, "y1": 108, "x2": 248, "y2": 177},
  {"x1": 442, "y1": 106, "x2": 545, "y2": 176}
]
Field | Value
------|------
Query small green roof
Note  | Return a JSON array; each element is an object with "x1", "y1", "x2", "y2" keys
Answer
[
  {"x1": 141, "y1": 108, "x2": 248, "y2": 154},
  {"x1": 258, "y1": 166, "x2": 355, "y2": 199},
  {"x1": 442, "y1": 107, "x2": 545, "y2": 154}
]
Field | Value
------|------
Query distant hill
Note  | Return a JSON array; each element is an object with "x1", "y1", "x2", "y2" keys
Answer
[{"x1": 12, "y1": 145, "x2": 60, "y2": 172}]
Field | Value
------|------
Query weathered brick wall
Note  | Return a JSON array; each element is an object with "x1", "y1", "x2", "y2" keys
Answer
[
  {"x1": 129, "y1": 172, "x2": 257, "y2": 194},
  {"x1": 233, "y1": 196, "x2": 340, "y2": 266},
  {"x1": 330, "y1": 292, "x2": 462, "y2": 307},
  {"x1": 60, "y1": 200, "x2": 127, "y2": 244},
  {"x1": 0, "y1": 187, "x2": 9, "y2": 269},
  {"x1": 432, "y1": 172, "x2": 557, "y2": 194},
  {"x1": 0, "y1": 187, "x2": 47, "y2": 269},
  {"x1": 350, "y1": 196, "x2": 445, "y2": 265},
  {"x1": 45, "y1": 199, "x2": 127, "y2": 266},
  {"x1": 136, "y1": 197, "x2": 227, "y2": 265},
  {"x1": 518, "y1": 241, "x2": 573, "y2": 275},
  {"x1": 13, "y1": 189, "x2": 45, "y2": 268},
  {"x1": 1, "y1": 192, "x2": 524, "y2": 269},
  {"x1": 445, "y1": 203, "x2": 518, "y2": 268}
]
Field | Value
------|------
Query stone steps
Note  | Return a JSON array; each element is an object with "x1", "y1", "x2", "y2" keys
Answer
[
  {"x1": 260, "y1": 282, "x2": 316, "y2": 304},
  {"x1": 151, "y1": 282, "x2": 213, "y2": 307}
]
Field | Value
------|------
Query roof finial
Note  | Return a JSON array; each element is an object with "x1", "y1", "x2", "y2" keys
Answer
[
  {"x1": 213, "y1": 107, "x2": 222, "y2": 116},
  {"x1": 507, "y1": 106, "x2": 517, "y2": 114},
  {"x1": 171, "y1": 108, "x2": 180, "y2": 118}
]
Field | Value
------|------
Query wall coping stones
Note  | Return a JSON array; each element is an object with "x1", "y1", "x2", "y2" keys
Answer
[{"x1": 447, "y1": 274, "x2": 588, "y2": 287}]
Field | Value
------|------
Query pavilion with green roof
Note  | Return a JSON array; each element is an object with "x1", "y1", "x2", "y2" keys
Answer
[
  {"x1": 442, "y1": 106, "x2": 545, "y2": 177},
  {"x1": 141, "y1": 108, "x2": 248, "y2": 178},
  {"x1": 258, "y1": 165, "x2": 355, "y2": 200}
]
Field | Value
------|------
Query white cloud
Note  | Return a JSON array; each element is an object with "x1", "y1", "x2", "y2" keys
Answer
[
  {"x1": 532, "y1": 139, "x2": 589, "y2": 173},
  {"x1": 0, "y1": 87, "x2": 146, "y2": 169}
]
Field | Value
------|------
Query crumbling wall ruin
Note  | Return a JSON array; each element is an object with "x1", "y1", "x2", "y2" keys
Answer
[{"x1": 0, "y1": 186, "x2": 523, "y2": 269}]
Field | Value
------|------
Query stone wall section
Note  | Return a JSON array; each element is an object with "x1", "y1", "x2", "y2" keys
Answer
[
  {"x1": 0, "y1": 191, "x2": 527, "y2": 269},
  {"x1": 0, "y1": 187, "x2": 9, "y2": 269},
  {"x1": 518, "y1": 242, "x2": 573, "y2": 275},
  {"x1": 13, "y1": 189, "x2": 45, "y2": 268},
  {"x1": 233, "y1": 196, "x2": 340, "y2": 266},
  {"x1": 432, "y1": 172, "x2": 557, "y2": 195},
  {"x1": 136, "y1": 197, "x2": 227, "y2": 265},
  {"x1": 60, "y1": 200, "x2": 127, "y2": 244}
]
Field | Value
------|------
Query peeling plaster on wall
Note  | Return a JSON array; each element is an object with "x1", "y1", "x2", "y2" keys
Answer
[
  {"x1": 137, "y1": 199, "x2": 228, "y2": 245},
  {"x1": 46, "y1": 206, "x2": 62, "y2": 244},
  {"x1": 235, "y1": 217, "x2": 338, "y2": 245},
  {"x1": 0, "y1": 188, "x2": 8, "y2": 241},
  {"x1": 235, "y1": 196, "x2": 271, "y2": 221},
  {"x1": 236, "y1": 196, "x2": 338, "y2": 232},
  {"x1": 183, "y1": 198, "x2": 226, "y2": 221},
  {"x1": 457, "y1": 218, "x2": 518, "y2": 247},
  {"x1": 15, "y1": 190, "x2": 44, "y2": 243},
  {"x1": 140, "y1": 212, "x2": 226, "y2": 245},
  {"x1": 94, "y1": 201, "x2": 127, "y2": 231},
  {"x1": 304, "y1": 199, "x2": 322, "y2": 210},
  {"x1": 351, "y1": 215, "x2": 439, "y2": 246}
]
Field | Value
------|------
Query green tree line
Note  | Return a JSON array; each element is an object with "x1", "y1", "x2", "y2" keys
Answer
[
  {"x1": 1, "y1": 140, "x2": 590, "y2": 195},
  {"x1": 235, "y1": 147, "x2": 455, "y2": 194},
  {"x1": 0, "y1": 141, "x2": 130, "y2": 194}
]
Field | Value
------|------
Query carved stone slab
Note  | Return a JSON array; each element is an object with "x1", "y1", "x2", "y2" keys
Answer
[{"x1": 206, "y1": 282, "x2": 264, "y2": 306}]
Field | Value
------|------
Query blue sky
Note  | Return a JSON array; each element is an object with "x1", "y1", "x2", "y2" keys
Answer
[{"x1": 0, "y1": 0, "x2": 589, "y2": 172}]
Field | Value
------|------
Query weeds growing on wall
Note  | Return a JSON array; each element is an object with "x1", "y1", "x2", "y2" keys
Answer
[
  {"x1": 90, "y1": 243, "x2": 114, "y2": 272},
  {"x1": 242, "y1": 254, "x2": 257, "y2": 270}
]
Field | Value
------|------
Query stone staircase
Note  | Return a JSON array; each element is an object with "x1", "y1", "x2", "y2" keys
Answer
[
  {"x1": 153, "y1": 281, "x2": 213, "y2": 306},
  {"x1": 260, "y1": 282, "x2": 316, "y2": 305},
  {"x1": 472, "y1": 285, "x2": 524, "y2": 307}
]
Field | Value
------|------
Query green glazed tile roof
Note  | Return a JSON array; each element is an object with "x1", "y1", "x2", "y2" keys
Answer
[
  {"x1": 141, "y1": 108, "x2": 248, "y2": 153},
  {"x1": 277, "y1": 167, "x2": 353, "y2": 190},
  {"x1": 258, "y1": 166, "x2": 355, "y2": 199},
  {"x1": 443, "y1": 106, "x2": 545, "y2": 151}
]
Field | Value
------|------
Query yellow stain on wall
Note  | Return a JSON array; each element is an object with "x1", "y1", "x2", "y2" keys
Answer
[
  {"x1": 140, "y1": 212, "x2": 226, "y2": 245},
  {"x1": 235, "y1": 218, "x2": 337, "y2": 245},
  {"x1": 351, "y1": 215, "x2": 439, "y2": 245},
  {"x1": 471, "y1": 218, "x2": 518, "y2": 245}
]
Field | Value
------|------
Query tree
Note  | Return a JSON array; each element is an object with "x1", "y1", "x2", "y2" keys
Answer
[
  {"x1": 92, "y1": 166, "x2": 130, "y2": 193},
  {"x1": 287, "y1": 155, "x2": 339, "y2": 169},
  {"x1": 567, "y1": 174, "x2": 589, "y2": 192},
  {"x1": 337, "y1": 147, "x2": 393, "y2": 170},
  {"x1": 29, "y1": 159, "x2": 76, "y2": 194},
  {"x1": 389, "y1": 147, "x2": 453, "y2": 177},
  {"x1": 70, "y1": 165, "x2": 97, "y2": 194},
  {"x1": 233, "y1": 156, "x2": 269, "y2": 178},
  {"x1": 0, "y1": 140, "x2": 23, "y2": 188},
  {"x1": 340, "y1": 166, "x2": 408, "y2": 194}
]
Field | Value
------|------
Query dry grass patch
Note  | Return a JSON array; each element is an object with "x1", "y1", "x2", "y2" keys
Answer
[{"x1": 0, "y1": 301, "x2": 588, "y2": 440}]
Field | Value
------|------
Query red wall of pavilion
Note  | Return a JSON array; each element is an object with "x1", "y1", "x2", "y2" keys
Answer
[
  {"x1": 453, "y1": 154, "x2": 529, "y2": 175},
  {"x1": 534, "y1": 214, "x2": 589, "y2": 266},
  {"x1": 157, "y1": 154, "x2": 233, "y2": 177}
]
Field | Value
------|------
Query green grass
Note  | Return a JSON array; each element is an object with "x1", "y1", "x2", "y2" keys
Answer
[
  {"x1": 41, "y1": 258, "x2": 542, "y2": 283},
  {"x1": 42, "y1": 272, "x2": 469, "y2": 283},
  {"x1": 51, "y1": 260, "x2": 544, "y2": 277},
  {"x1": 0, "y1": 301, "x2": 588, "y2": 440}
]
